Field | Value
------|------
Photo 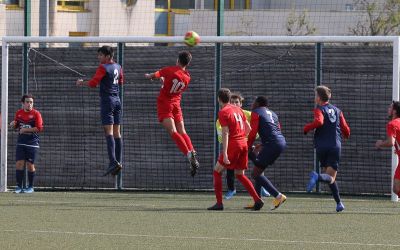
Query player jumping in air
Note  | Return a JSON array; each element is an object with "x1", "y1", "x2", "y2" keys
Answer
[
  {"x1": 145, "y1": 51, "x2": 199, "y2": 177},
  {"x1": 10, "y1": 94, "x2": 44, "y2": 193},
  {"x1": 304, "y1": 85, "x2": 350, "y2": 212},
  {"x1": 76, "y1": 45, "x2": 124, "y2": 176},
  {"x1": 375, "y1": 101, "x2": 400, "y2": 198},
  {"x1": 208, "y1": 88, "x2": 264, "y2": 211}
]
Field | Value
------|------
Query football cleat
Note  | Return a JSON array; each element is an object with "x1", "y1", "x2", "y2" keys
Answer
[
  {"x1": 224, "y1": 189, "x2": 236, "y2": 200},
  {"x1": 253, "y1": 200, "x2": 264, "y2": 211},
  {"x1": 24, "y1": 187, "x2": 34, "y2": 194},
  {"x1": 271, "y1": 194, "x2": 287, "y2": 210},
  {"x1": 189, "y1": 151, "x2": 199, "y2": 177},
  {"x1": 14, "y1": 186, "x2": 23, "y2": 194},
  {"x1": 306, "y1": 171, "x2": 318, "y2": 193},
  {"x1": 207, "y1": 203, "x2": 224, "y2": 211},
  {"x1": 261, "y1": 187, "x2": 270, "y2": 197},
  {"x1": 336, "y1": 202, "x2": 345, "y2": 212},
  {"x1": 103, "y1": 162, "x2": 122, "y2": 176}
]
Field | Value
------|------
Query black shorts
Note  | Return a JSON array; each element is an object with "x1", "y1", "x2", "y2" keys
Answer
[
  {"x1": 316, "y1": 147, "x2": 341, "y2": 170},
  {"x1": 100, "y1": 96, "x2": 122, "y2": 125},
  {"x1": 16, "y1": 145, "x2": 38, "y2": 164}
]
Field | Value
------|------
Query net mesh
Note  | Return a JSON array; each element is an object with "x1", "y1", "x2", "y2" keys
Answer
[{"x1": 1, "y1": 41, "x2": 394, "y2": 194}]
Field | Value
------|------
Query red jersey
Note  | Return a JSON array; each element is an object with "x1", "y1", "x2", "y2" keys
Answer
[
  {"x1": 387, "y1": 118, "x2": 400, "y2": 154},
  {"x1": 13, "y1": 108, "x2": 43, "y2": 147},
  {"x1": 155, "y1": 66, "x2": 190, "y2": 103},
  {"x1": 218, "y1": 104, "x2": 247, "y2": 146}
]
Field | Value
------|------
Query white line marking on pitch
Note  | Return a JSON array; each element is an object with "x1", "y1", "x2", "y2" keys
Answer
[{"x1": 3, "y1": 229, "x2": 400, "y2": 248}]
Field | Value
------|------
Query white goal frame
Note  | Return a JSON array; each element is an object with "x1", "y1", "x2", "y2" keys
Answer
[{"x1": 1, "y1": 36, "x2": 399, "y2": 201}]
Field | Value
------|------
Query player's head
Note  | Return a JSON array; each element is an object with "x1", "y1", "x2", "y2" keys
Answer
[
  {"x1": 230, "y1": 92, "x2": 244, "y2": 107},
  {"x1": 252, "y1": 96, "x2": 268, "y2": 110},
  {"x1": 177, "y1": 51, "x2": 192, "y2": 67},
  {"x1": 218, "y1": 88, "x2": 231, "y2": 105},
  {"x1": 315, "y1": 85, "x2": 331, "y2": 104},
  {"x1": 21, "y1": 94, "x2": 34, "y2": 111},
  {"x1": 97, "y1": 45, "x2": 114, "y2": 63},
  {"x1": 389, "y1": 101, "x2": 400, "y2": 119}
]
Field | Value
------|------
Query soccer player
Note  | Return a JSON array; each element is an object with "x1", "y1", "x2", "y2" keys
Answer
[
  {"x1": 144, "y1": 51, "x2": 199, "y2": 176},
  {"x1": 208, "y1": 88, "x2": 264, "y2": 211},
  {"x1": 216, "y1": 92, "x2": 269, "y2": 200},
  {"x1": 9, "y1": 94, "x2": 43, "y2": 193},
  {"x1": 76, "y1": 45, "x2": 123, "y2": 176},
  {"x1": 247, "y1": 96, "x2": 287, "y2": 210},
  {"x1": 304, "y1": 85, "x2": 350, "y2": 212},
  {"x1": 375, "y1": 101, "x2": 400, "y2": 197}
]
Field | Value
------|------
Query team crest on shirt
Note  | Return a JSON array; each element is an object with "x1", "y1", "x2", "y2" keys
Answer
[
  {"x1": 29, "y1": 115, "x2": 33, "y2": 119},
  {"x1": 327, "y1": 109, "x2": 336, "y2": 123}
]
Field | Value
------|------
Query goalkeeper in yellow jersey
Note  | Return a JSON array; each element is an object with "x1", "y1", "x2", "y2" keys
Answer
[{"x1": 216, "y1": 92, "x2": 270, "y2": 200}]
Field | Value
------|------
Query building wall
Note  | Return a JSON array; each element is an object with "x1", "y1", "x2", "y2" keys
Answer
[
  {"x1": 50, "y1": 0, "x2": 99, "y2": 36},
  {"x1": 185, "y1": 9, "x2": 368, "y2": 36},
  {"x1": 98, "y1": 0, "x2": 154, "y2": 37},
  {"x1": 0, "y1": 4, "x2": 6, "y2": 37}
]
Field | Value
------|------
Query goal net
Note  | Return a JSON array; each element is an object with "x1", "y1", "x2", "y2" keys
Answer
[{"x1": 1, "y1": 36, "x2": 399, "y2": 201}]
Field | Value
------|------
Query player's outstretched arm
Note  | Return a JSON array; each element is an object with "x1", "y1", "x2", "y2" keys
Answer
[{"x1": 375, "y1": 136, "x2": 395, "y2": 149}]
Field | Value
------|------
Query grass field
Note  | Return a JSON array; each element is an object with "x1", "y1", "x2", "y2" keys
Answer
[{"x1": 0, "y1": 191, "x2": 399, "y2": 250}]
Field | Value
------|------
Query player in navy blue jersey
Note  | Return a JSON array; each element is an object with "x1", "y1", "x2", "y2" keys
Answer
[
  {"x1": 304, "y1": 85, "x2": 350, "y2": 212},
  {"x1": 247, "y1": 96, "x2": 287, "y2": 210},
  {"x1": 10, "y1": 94, "x2": 43, "y2": 193},
  {"x1": 76, "y1": 45, "x2": 124, "y2": 176}
]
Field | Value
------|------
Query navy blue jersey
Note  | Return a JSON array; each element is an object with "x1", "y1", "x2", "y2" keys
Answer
[
  {"x1": 314, "y1": 104, "x2": 343, "y2": 149},
  {"x1": 248, "y1": 107, "x2": 286, "y2": 147},
  {"x1": 88, "y1": 62, "x2": 124, "y2": 98}
]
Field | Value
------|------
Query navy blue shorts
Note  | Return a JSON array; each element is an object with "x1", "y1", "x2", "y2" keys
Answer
[
  {"x1": 316, "y1": 147, "x2": 341, "y2": 170},
  {"x1": 15, "y1": 145, "x2": 38, "y2": 164},
  {"x1": 254, "y1": 142, "x2": 286, "y2": 170},
  {"x1": 100, "y1": 96, "x2": 122, "y2": 125}
]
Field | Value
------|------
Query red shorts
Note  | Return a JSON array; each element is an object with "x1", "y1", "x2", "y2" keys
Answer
[
  {"x1": 157, "y1": 99, "x2": 183, "y2": 123},
  {"x1": 218, "y1": 143, "x2": 248, "y2": 170},
  {"x1": 395, "y1": 163, "x2": 400, "y2": 180}
]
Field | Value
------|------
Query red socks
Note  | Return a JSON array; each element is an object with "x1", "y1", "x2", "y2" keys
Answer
[
  {"x1": 213, "y1": 171, "x2": 223, "y2": 204},
  {"x1": 171, "y1": 132, "x2": 189, "y2": 155},
  {"x1": 181, "y1": 133, "x2": 194, "y2": 152},
  {"x1": 236, "y1": 174, "x2": 261, "y2": 202}
]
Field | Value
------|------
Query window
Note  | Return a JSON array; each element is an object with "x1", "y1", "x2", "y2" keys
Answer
[
  {"x1": 171, "y1": 0, "x2": 195, "y2": 9},
  {"x1": 4, "y1": 0, "x2": 21, "y2": 10},
  {"x1": 69, "y1": 31, "x2": 88, "y2": 47},
  {"x1": 57, "y1": 0, "x2": 87, "y2": 12},
  {"x1": 202, "y1": 0, "x2": 251, "y2": 10}
]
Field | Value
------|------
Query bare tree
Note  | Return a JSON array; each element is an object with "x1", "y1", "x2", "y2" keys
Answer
[
  {"x1": 350, "y1": 0, "x2": 400, "y2": 35},
  {"x1": 286, "y1": 9, "x2": 317, "y2": 36}
]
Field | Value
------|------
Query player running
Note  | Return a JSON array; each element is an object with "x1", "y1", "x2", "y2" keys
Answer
[{"x1": 304, "y1": 85, "x2": 350, "y2": 212}]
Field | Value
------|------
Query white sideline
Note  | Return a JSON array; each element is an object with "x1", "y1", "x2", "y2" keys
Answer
[{"x1": 3, "y1": 229, "x2": 400, "y2": 248}]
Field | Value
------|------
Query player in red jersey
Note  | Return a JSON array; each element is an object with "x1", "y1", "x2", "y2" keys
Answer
[
  {"x1": 207, "y1": 88, "x2": 264, "y2": 211},
  {"x1": 145, "y1": 51, "x2": 199, "y2": 177},
  {"x1": 375, "y1": 101, "x2": 400, "y2": 197},
  {"x1": 9, "y1": 94, "x2": 43, "y2": 193}
]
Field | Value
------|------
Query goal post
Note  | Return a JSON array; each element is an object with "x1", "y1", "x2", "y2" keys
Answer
[{"x1": 1, "y1": 36, "x2": 399, "y2": 201}]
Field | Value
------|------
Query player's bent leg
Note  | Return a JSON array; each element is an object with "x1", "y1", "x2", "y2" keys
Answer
[
  {"x1": 235, "y1": 170, "x2": 264, "y2": 211},
  {"x1": 176, "y1": 120, "x2": 199, "y2": 176}
]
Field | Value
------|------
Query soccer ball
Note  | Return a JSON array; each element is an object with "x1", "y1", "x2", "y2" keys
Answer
[{"x1": 184, "y1": 31, "x2": 200, "y2": 47}]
